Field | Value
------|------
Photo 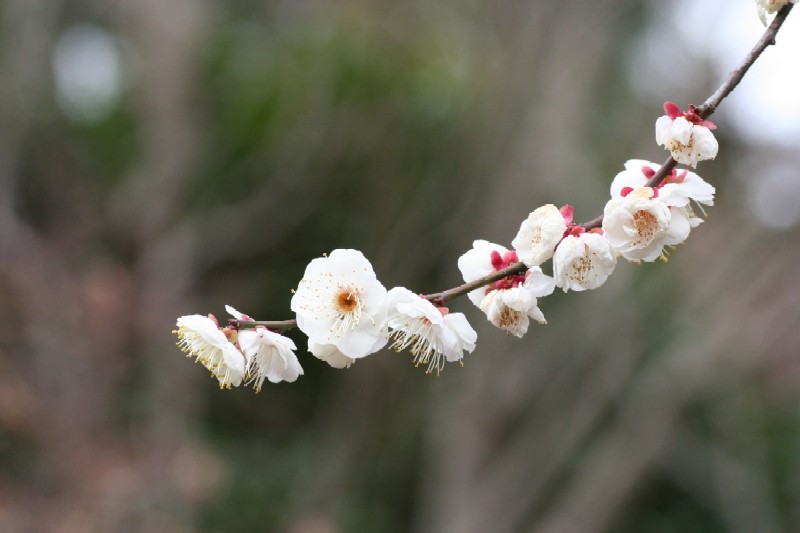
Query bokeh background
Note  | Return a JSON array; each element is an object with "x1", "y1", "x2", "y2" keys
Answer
[{"x1": 2, "y1": 0, "x2": 800, "y2": 531}]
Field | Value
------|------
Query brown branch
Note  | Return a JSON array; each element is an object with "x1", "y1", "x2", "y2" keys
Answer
[
  {"x1": 237, "y1": 5, "x2": 794, "y2": 332},
  {"x1": 694, "y1": 3, "x2": 794, "y2": 120},
  {"x1": 423, "y1": 262, "x2": 528, "y2": 303}
]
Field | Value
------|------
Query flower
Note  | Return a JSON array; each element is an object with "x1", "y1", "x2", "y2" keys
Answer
[
  {"x1": 238, "y1": 327, "x2": 303, "y2": 392},
  {"x1": 174, "y1": 314, "x2": 246, "y2": 389},
  {"x1": 308, "y1": 341, "x2": 357, "y2": 369},
  {"x1": 291, "y1": 249, "x2": 388, "y2": 358},
  {"x1": 655, "y1": 102, "x2": 718, "y2": 168},
  {"x1": 511, "y1": 204, "x2": 570, "y2": 267},
  {"x1": 477, "y1": 278, "x2": 551, "y2": 337},
  {"x1": 552, "y1": 230, "x2": 617, "y2": 291},
  {"x1": 757, "y1": 0, "x2": 797, "y2": 25},
  {"x1": 386, "y1": 287, "x2": 477, "y2": 374},
  {"x1": 457, "y1": 240, "x2": 555, "y2": 337},
  {"x1": 602, "y1": 187, "x2": 690, "y2": 262},
  {"x1": 611, "y1": 159, "x2": 715, "y2": 210}
]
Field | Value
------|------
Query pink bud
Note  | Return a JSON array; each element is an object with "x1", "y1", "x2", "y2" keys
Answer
[
  {"x1": 568, "y1": 226, "x2": 586, "y2": 236},
  {"x1": 663, "y1": 101, "x2": 682, "y2": 120},
  {"x1": 503, "y1": 250, "x2": 519, "y2": 264},
  {"x1": 208, "y1": 313, "x2": 219, "y2": 327},
  {"x1": 621, "y1": 186, "x2": 634, "y2": 197},
  {"x1": 560, "y1": 204, "x2": 574, "y2": 225},
  {"x1": 490, "y1": 250, "x2": 503, "y2": 270},
  {"x1": 641, "y1": 166, "x2": 656, "y2": 179}
]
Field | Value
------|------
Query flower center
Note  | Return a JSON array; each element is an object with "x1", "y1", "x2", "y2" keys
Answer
[
  {"x1": 499, "y1": 306, "x2": 524, "y2": 333},
  {"x1": 632, "y1": 210, "x2": 659, "y2": 246},
  {"x1": 390, "y1": 319, "x2": 444, "y2": 375},
  {"x1": 332, "y1": 286, "x2": 365, "y2": 336},
  {"x1": 337, "y1": 290, "x2": 360, "y2": 313},
  {"x1": 530, "y1": 226, "x2": 543, "y2": 246},
  {"x1": 567, "y1": 246, "x2": 595, "y2": 285}
]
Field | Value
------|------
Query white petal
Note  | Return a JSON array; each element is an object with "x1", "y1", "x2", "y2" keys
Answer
[
  {"x1": 655, "y1": 115, "x2": 672, "y2": 146},
  {"x1": 663, "y1": 206, "x2": 692, "y2": 245},
  {"x1": 309, "y1": 341, "x2": 356, "y2": 369},
  {"x1": 523, "y1": 266, "x2": 556, "y2": 297},
  {"x1": 671, "y1": 117, "x2": 693, "y2": 146},
  {"x1": 691, "y1": 126, "x2": 719, "y2": 164},
  {"x1": 225, "y1": 305, "x2": 247, "y2": 320},
  {"x1": 511, "y1": 204, "x2": 566, "y2": 267}
]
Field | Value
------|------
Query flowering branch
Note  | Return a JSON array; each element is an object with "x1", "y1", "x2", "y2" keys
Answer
[{"x1": 175, "y1": 2, "x2": 797, "y2": 389}]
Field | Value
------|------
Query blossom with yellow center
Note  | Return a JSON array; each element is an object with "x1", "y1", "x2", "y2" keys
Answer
[
  {"x1": 174, "y1": 314, "x2": 245, "y2": 389},
  {"x1": 602, "y1": 186, "x2": 688, "y2": 262},
  {"x1": 386, "y1": 287, "x2": 477, "y2": 374},
  {"x1": 552, "y1": 230, "x2": 617, "y2": 292},
  {"x1": 291, "y1": 249, "x2": 388, "y2": 358},
  {"x1": 655, "y1": 102, "x2": 718, "y2": 168},
  {"x1": 512, "y1": 204, "x2": 570, "y2": 267},
  {"x1": 458, "y1": 240, "x2": 555, "y2": 337}
]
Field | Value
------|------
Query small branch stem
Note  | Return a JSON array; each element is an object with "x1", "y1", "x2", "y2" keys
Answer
[
  {"x1": 423, "y1": 262, "x2": 528, "y2": 303},
  {"x1": 694, "y1": 3, "x2": 793, "y2": 120},
  {"x1": 237, "y1": 5, "x2": 794, "y2": 332}
]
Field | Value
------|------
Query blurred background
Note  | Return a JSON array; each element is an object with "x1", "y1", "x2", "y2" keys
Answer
[{"x1": 2, "y1": 0, "x2": 800, "y2": 531}]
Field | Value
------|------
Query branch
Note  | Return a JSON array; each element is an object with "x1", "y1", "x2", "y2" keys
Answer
[
  {"x1": 236, "y1": 4, "x2": 794, "y2": 332},
  {"x1": 694, "y1": 3, "x2": 794, "y2": 120}
]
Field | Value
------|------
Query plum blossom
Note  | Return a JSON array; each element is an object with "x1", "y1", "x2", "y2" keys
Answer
[
  {"x1": 655, "y1": 102, "x2": 718, "y2": 168},
  {"x1": 613, "y1": 160, "x2": 714, "y2": 231},
  {"x1": 512, "y1": 204, "x2": 571, "y2": 267},
  {"x1": 174, "y1": 313, "x2": 246, "y2": 389},
  {"x1": 226, "y1": 304, "x2": 303, "y2": 390},
  {"x1": 602, "y1": 187, "x2": 690, "y2": 262},
  {"x1": 552, "y1": 229, "x2": 617, "y2": 292},
  {"x1": 612, "y1": 159, "x2": 714, "y2": 211},
  {"x1": 237, "y1": 326, "x2": 303, "y2": 392},
  {"x1": 457, "y1": 240, "x2": 555, "y2": 337},
  {"x1": 386, "y1": 287, "x2": 477, "y2": 374},
  {"x1": 757, "y1": 0, "x2": 797, "y2": 25},
  {"x1": 291, "y1": 249, "x2": 388, "y2": 358}
]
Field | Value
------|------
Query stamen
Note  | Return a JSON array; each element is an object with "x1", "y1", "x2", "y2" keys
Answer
[
  {"x1": 331, "y1": 285, "x2": 365, "y2": 337},
  {"x1": 632, "y1": 210, "x2": 659, "y2": 246}
]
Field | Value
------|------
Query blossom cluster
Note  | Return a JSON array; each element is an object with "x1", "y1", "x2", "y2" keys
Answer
[
  {"x1": 174, "y1": 99, "x2": 721, "y2": 392},
  {"x1": 175, "y1": 250, "x2": 478, "y2": 390}
]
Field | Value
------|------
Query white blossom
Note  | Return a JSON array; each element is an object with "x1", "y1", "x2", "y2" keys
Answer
[
  {"x1": 291, "y1": 249, "x2": 388, "y2": 358},
  {"x1": 611, "y1": 159, "x2": 713, "y2": 236},
  {"x1": 553, "y1": 231, "x2": 617, "y2": 292},
  {"x1": 308, "y1": 341, "x2": 357, "y2": 369},
  {"x1": 757, "y1": 0, "x2": 797, "y2": 25},
  {"x1": 174, "y1": 314, "x2": 245, "y2": 389},
  {"x1": 386, "y1": 287, "x2": 477, "y2": 374},
  {"x1": 477, "y1": 272, "x2": 553, "y2": 338},
  {"x1": 603, "y1": 187, "x2": 690, "y2": 262},
  {"x1": 511, "y1": 204, "x2": 569, "y2": 267},
  {"x1": 458, "y1": 240, "x2": 555, "y2": 337},
  {"x1": 655, "y1": 102, "x2": 718, "y2": 168},
  {"x1": 238, "y1": 327, "x2": 303, "y2": 392}
]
